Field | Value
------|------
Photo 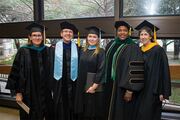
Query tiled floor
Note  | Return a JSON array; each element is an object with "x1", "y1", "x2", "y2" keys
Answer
[{"x1": 0, "y1": 106, "x2": 19, "y2": 120}]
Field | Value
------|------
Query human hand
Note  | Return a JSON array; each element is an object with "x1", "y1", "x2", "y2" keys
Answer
[
  {"x1": 124, "y1": 90, "x2": 133, "y2": 102},
  {"x1": 86, "y1": 83, "x2": 99, "y2": 94},
  {"x1": 159, "y1": 94, "x2": 164, "y2": 101},
  {"x1": 86, "y1": 86, "x2": 96, "y2": 93},
  {"x1": 16, "y1": 93, "x2": 23, "y2": 102}
]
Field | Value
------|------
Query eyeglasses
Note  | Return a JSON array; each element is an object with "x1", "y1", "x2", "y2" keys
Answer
[
  {"x1": 62, "y1": 30, "x2": 73, "y2": 34},
  {"x1": 31, "y1": 34, "x2": 42, "y2": 39}
]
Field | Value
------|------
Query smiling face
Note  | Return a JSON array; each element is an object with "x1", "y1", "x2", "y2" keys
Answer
[
  {"x1": 87, "y1": 34, "x2": 99, "y2": 46},
  {"x1": 117, "y1": 26, "x2": 129, "y2": 40},
  {"x1": 139, "y1": 29, "x2": 152, "y2": 46},
  {"x1": 60, "y1": 28, "x2": 74, "y2": 43},
  {"x1": 29, "y1": 32, "x2": 43, "y2": 47}
]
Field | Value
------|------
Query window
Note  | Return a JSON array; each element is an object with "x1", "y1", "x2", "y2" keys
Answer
[
  {"x1": 44, "y1": 0, "x2": 114, "y2": 20},
  {"x1": 0, "y1": 0, "x2": 33, "y2": 23},
  {"x1": 170, "y1": 82, "x2": 180, "y2": 104},
  {"x1": 0, "y1": 38, "x2": 28, "y2": 65},
  {"x1": 157, "y1": 39, "x2": 180, "y2": 65},
  {"x1": 123, "y1": 0, "x2": 180, "y2": 16}
]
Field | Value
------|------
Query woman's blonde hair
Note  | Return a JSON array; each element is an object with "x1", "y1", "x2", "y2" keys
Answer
[{"x1": 83, "y1": 37, "x2": 100, "y2": 56}]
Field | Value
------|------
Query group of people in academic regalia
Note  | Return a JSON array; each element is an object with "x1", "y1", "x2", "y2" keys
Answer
[{"x1": 6, "y1": 19, "x2": 171, "y2": 120}]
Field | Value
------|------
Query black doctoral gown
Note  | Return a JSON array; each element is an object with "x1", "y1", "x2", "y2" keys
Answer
[
  {"x1": 6, "y1": 46, "x2": 53, "y2": 120},
  {"x1": 75, "y1": 48, "x2": 105, "y2": 120},
  {"x1": 50, "y1": 42, "x2": 79, "y2": 120},
  {"x1": 103, "y1": 41, "x2": 120, "y2": 119},
  {"x1": 104, "y1": 38, "x2": 144, "y2": 120},
  {"x1": 136, "y1": 45, "x2": 171, "y2": 120}
]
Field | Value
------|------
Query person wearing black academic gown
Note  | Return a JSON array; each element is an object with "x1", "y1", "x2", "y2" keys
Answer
[
  {"x1": 104, "y1": 21, "x2": 144, "y2": 120},
  {"x1": 6, "y1": 22, "x2": 53, "y2": 120},
  {"x1": 135, "y1": 20, "x2": 171, "y2": 120},
  {"x1": 50, "y1": 21, "x2": 79, "y2": 120},
  {"x1": 75, "y1": 26, "x2": 105, "y2": 120}
]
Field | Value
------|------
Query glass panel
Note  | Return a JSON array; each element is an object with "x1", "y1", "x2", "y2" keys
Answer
[
  {"x1": 157, "y1": 39, "x2": 180, "y2": 65},
  {"x1": 44, "y1": 0, "x2": 114, "y2": 20},
  {"x1": 50, "y1": 38, "x2": 180, "y2": 65},
  {"x1": 123, "y1": 0, "x2": 180, "y2": 16},
  {"x1": 0, "y1": 0, "x2": 33, "y2": 23},
  {"x1": 0, "y1": 38, "x2": 28, "y2": 65},
  {"x1": 1, "y1": 37, "x2": 178, "y2": 67},
  {"x1": 170, "y1": 81, "x2": 180, "y2": 105}
]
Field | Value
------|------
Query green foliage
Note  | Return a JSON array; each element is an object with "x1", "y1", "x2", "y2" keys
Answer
[
  {"x1": 0, "y1": 54, "x2": 16, "y2": 65},
  {"x1": 123, "y1": 0, "x2": 146, "y2": 16},
  {"x1": 170, "y1": 85, "x2": 180, "y2": 105},
  {"x1": 0, "y1": 0, "x2": 33, "y2": 23},
  {"x1": 123, "y1": 0, "x2": 180, "y2": 16},
  {"x1": 44, "y1": 0, "x2": 114, "y2": 20},
  {"x1": 159, "y1": 0, "x2": 180, "y2": 15}
]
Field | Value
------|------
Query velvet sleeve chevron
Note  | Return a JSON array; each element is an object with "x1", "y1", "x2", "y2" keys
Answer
[{"x1": 117, "y1": 44, "x2": 145, "y2": 91}]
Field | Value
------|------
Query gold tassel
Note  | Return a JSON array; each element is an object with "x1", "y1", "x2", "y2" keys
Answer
[
  {"x1": 154, "y1": 26, "x2": 157, "y2": 42},
  {"x1": 129, "y1": 27, "x2": 132, "y2": 36},
  {"x1": 43, "y1": 25, "x2": 46, "y2": 45},
  {"x1": 77, "y1": 32, "x2": 80, "y2": 47}
]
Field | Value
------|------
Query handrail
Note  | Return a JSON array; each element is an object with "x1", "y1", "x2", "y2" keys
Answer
[{"x1": 163, "y1": 103, "x2": 180, "y2": 112}]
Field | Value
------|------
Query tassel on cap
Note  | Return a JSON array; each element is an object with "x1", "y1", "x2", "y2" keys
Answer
[{"x1": 77, "y1": 32, "x2": 80, "y2": 47}]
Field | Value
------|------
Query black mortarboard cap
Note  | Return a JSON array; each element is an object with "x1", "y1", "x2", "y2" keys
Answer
[
  {"x1": 135, "y1": 20, "x2": 159, "y2": 31},
  {"x1": 135, "y1": 20, "x2": 160, "y2": 41},
  {"x1": 60, "y1": 21, "x2": 78, "y2": 34},
  {"x1": 26, "y1": 22, "x2": 44, "y2": 34},
  {"x1": 114, "y1": 21, "x2": 131, "y2": 30},
  {"x1": 86, "y1": 26, "x2": 105, "y2": 37}
]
